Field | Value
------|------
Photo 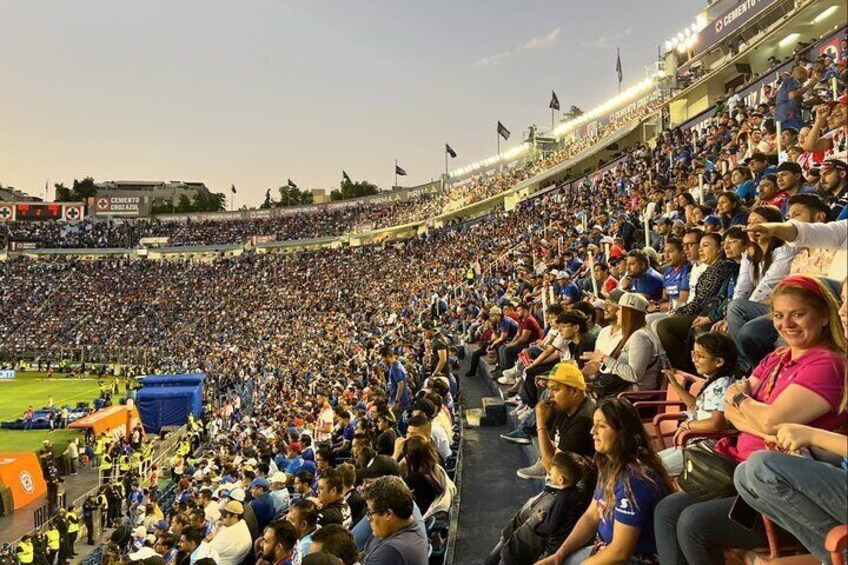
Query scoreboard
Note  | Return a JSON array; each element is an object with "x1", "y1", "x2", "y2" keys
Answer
[{"x1": 0, "y1": 202, "x2": 85, "y2": 222}]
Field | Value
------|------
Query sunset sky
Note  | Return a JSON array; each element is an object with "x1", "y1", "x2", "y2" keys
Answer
[{"x1": 0, "y1": 0, "x2": 700, "y2": 207}]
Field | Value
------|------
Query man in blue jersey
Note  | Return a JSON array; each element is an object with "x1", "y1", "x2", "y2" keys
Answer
[
  {"x1": 620, "y1": 250, "x2": 664, "y2": 301},
  {"x1": 380, "y1": 346, "x2": 410, "y2": 415}
]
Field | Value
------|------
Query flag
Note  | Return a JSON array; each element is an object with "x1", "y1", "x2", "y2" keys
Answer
[
  {"x1": 549, "y1": 91, "x2": 560, "y2": 111},
  {"x1": 445, "y1": 144, "x2": 457, "y2": 159},
  {"x1": 231, "y1": 185, "x2": 237, "y2": 194},
  {"x1": 616, "y1": 48, "x2": 623, "y2": 85},
  {"x1": 395, "y1": 165, "x2": 407, "y2": 176},
  {"x1": 287, "y1": 179, "x2": 298, "y2": 188},
  {"x1": 342, "y1": 171, "x2": 352, "y2": 183},
  {"x1": 497, "y1": 121, "x2": 511, "y2": 140}
]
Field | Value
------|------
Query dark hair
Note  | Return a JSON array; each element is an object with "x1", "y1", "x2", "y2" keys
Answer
[
  {"x1": 379, "y1": 345, "x2": 394, "y2": 358},
  {"x1": 570, "y1": 301, "x2": 596, "y2": 326},
  {"x1": 693, "y1": 332, "x2": 739, "y2": 386},
  {"x1": 264, "y1": 520, "x2": 299, "y2": 553},
  {"x1": 413, "y1": 398, "x2": 437, "y2": 420},
  {"x1": 718, "y1": 191, "x2": 745, "y2": 214},
  {"x1": 556, "y1": 310, "x2": 588, "y2": 334},
  {"x1": 316, "y1": 445, "x2": 335, "y2": 466},
  {"x1": 593, "y1": 261, "x2": 610, "y2": 273},
  {"x1": 701, "y1": 231, "x2": 723, "y2": 252},
  {"x1": 407, "y1": 413, "x2": 430, "y2": 429},
  {"x1": 748, "y1": 205, "x2": 785, "y2": 283},
  {"x1": 626, "y1": 249, "x2": 648, "y2": 268},
  {"x1": 787, "y1": 193, "x2": 830, "y2": 219},
  {"x1": 684, "y1": 227, "x2": 705, "y2": 242},
  {"x1": 723, "y1": 226, "x2": 748, "y2": 242},
  {"x1": 594, "y1": 399, "x2": 674, "y2": 520},
  {"x1": 550, "y1": 452, "x2": 594, "y2": 485},
  {"x1": 336, "y1": 463, "x2": 356, "y2": 489},
  {"x1": 290, "y1": 499, "x2": 319, "y2": 527},
  {"x1": 319, "y1": 468, "x2": 343, "y2": 494},
  {"x1": 665, "y1": 237, "x2": 684, "y2": 253},
  {"x1": 362, "y1": 476, "x2": 415, "y2": 520},
  {"x1": 180, "y1": 526, "x2": 204, "y2": 547},
  {"x1": 294, "y1": 470, "x2": 314, "y2": 485},
  {"x1": 309, "y1": 525, "x2": 359, "y2": 565},
  {"x1": 156, "y1": 534, "x2": 175, "y2": 550},
  {"x1": 545, "y1": 303, "x2": 565, "y2": 316},
  {"x1": 401, "y1": 435, "x2": 442, "y2": 500}
]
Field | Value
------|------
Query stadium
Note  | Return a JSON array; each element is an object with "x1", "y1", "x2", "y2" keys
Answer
[{"x1": 0, "y1": 1, "x2": 846, "y2": 565}]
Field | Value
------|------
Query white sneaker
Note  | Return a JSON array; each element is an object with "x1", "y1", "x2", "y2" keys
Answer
[
  {"x1": 497, "y1": 374, "x2": 517, "y2": 385},
  {"x1": 503, "y1": 366, "x2": 520, "y2": 379},
  {"x1": 504, "y1": 396, "x2": 521, "y2": 406}
]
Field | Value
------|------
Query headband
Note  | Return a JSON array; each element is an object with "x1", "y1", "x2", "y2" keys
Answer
[{"x1": 776, "y1": 275, "x2": 824, "y2": 299}]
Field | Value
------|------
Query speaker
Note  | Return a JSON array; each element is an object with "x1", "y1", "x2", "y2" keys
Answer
[{"x1": 0, "y1": 485, "x2": 14, "y2": 517}]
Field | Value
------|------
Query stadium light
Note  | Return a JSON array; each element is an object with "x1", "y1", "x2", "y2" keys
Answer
[{"x1": 812, "y1": 5, "x2": 838, "y2": 23}]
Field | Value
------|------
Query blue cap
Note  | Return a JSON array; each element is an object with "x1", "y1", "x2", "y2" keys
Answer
[
  {"x1": 249, "y1": 477, "x2": 270, "y2": 489},
  {"x1": 705, "y1": 215, "x2": 722, "y2": 226}
]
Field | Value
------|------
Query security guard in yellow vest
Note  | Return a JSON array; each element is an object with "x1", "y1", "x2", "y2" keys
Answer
[
  {"x1": 67, "y1": 506, "x2": 80, "y2": 557},
  {"x1": 97, "y1": 490, "x2": 109, "y2": 530},
  {"x1": 177, "y1": 439, "x2": 190, "y2": 458},
  {"x1": 45, "y1": 524, "x2": 60, "y2": 565},
  {"x1": 93, "y1": 435, "x2": 106, "y2": 467},
  {"x1": 99, "y1": 452, "x2": 113, "y2": 483},
  {"x1": 16, "y1": 535, "x2": 34, "y2": 565},
  {"x1": 118, "y1": 454, "x2": 130, "y2": 478},
  {"x1": 130, "y1": 450, "x2": 142, "y2": 472}
]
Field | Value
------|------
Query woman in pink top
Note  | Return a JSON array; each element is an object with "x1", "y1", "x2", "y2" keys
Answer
[{"x1": 654, "y1": 275, "x2": 846, "y2": 565}]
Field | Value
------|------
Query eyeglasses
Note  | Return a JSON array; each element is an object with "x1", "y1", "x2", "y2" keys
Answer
[{"x1": 366, "y1": 508, "x2": 387, "y2": 520}]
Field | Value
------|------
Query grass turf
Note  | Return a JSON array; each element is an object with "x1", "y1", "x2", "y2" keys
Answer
[{"x1": 0, "y1": 372, "x2": 122, "y2": 456}]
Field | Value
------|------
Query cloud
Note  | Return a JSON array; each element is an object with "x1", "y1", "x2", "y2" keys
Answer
[
  {"x1": 585, "y1": 27, "x2": 632, "y2": 50},
  {"x1": 474, "y1": 51, "x2": 512, "y2": 67},
  {"x1": 475, "y1": 26, "x2": 561, "y2": 67},
  {"x1": 520, "y1": 27, "x2": 561, "y2": 51}
]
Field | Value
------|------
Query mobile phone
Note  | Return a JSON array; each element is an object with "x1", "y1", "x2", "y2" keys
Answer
[{"x1": 728, "y1": 495, "x2": 759, "y2": 531}]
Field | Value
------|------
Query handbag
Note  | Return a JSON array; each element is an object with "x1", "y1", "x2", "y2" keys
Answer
[
  {"x1": 677, "y1": 439, "x2": 739, "y2": 502},
  {"x1": 587, "y1": 372, "x2": 631, "y2": 399}
]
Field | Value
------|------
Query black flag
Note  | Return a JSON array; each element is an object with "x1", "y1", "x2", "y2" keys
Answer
[
  {"x1": 287, "y1": 179, "x2": 298, "y2": 188},
  {"x1": 616, "y1": 48, "x2": 623, "y2": 85},
  {"x1": 497, "y1": 121, "x2": 511, "y2": 140},
  {"x1": 342, "y1": 171, "x2": 352, "y2": 183},
  {"x1": 445, "y1": 144, "x2": 457, "y2": 159},
  {"x1": 231, "y1": 184, "x2": 237, "y2": 194},
  {"x1": 549, "y1": 91, "x2": 560, "y2": 111},
  {"x1": 395, "y1": 165, "x2": 407, "y2": 176}
]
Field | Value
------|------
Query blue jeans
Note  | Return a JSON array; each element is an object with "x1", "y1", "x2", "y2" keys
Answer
[
  {"x1": 654, "y1": 491, "x2": 768, "y2": 565},
  {"x1": 735, "y1": 450, "x2": 848, "y2": 565},
  {"x1": 727, "y1": 299, "x2": 773, "y2": 370}
]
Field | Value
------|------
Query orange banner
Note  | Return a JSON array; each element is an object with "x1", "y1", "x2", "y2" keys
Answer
[
  {"x1": 0, "y1": 452, "x2": 47, "y2": 509},
  {"x1": 68, "y1": 404, "x2": 142, "y2": 439}
]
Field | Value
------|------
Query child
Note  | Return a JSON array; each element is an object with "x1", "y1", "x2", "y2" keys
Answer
[{"x1": 485, "y1": 452, "x2": 595, "y2": 565}]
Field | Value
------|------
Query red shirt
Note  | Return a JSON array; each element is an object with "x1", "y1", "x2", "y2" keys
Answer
[{"x1": 518, "y1": 315, "x2": 544, "y2": 343}]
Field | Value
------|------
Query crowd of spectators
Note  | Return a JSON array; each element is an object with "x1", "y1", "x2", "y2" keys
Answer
[{"x1": 0, "y1": 34, "x2": 846, "y2": 565}]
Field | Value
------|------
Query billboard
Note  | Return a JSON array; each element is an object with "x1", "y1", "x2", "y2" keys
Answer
[
  {"x1": 694, "y1": 0, "x2": 778, "y2": 56},
  {"x1": 89, "y1": 195, "x2": 151, "y2": 217},
  {"x1": 0, "y1": 202, "x2": 85, "y2": 222}
]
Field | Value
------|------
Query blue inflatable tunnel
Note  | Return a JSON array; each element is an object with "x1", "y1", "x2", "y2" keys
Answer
[
  {"x1": 136, "y1": 385, "x2": 202, "y2": 433},
  {"x1": 139, "y1": 374, "x2": 206, "y2": 388}
]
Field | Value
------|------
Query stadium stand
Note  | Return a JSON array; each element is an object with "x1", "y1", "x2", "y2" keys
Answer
[{"x1": 1, "y1": 2, "x2": 846, "y2": 565}]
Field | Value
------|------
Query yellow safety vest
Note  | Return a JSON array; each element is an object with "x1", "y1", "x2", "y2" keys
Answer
[
  {"x1": 17, "y1": 541, "x2": 34, "y2": 564},
  {"x1": 100, "y1": 454, "x2": 112, "y2": 470},
  {"x1": 46, "y1": 529, "x2": 60, "y2": 550},
  {"x1": 67, "y1": 511, "x2": 80, "y2": 533},
  {"x1": 118, "y1": 455, "x2": 130, "y2": 471},
  {"x1": 94, "y1": 439, "x2": 106, "y2": 455}
]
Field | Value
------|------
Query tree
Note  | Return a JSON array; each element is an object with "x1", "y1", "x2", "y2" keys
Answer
[
  {"x1": 564, "y1": 105, "x2": 584, "y2": 120},
  {"x1": 330, "y1": 179, "x2": 379, "y2": 201},
  {"x1": 54, "y1": 183, "x2": 74, "y2": 202},
  {"x1": 72, "y1": 177, "x2": 97, "y2": 200},
  {"x1": 277, "y1": 184, "x2": 314, "y2": 207},
  {"x1": 260, "y1": 189, "x2": 274, "y2": 209}
]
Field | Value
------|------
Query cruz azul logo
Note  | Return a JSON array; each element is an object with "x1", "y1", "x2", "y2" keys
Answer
[{"x1": 20, "y1": 470, "x2": 35, "y2": 493}]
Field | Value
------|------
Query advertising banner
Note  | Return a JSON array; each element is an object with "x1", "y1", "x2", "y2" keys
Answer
[
  {"x1": 694, "y1": 0, "x2": 778, "y2": 55},
  {"x1": 90, "y1": 195, "x2": 151, "y2": 217},
  {"x1": 0, "y1": 370, "x2": 15, "y2": 380},
  {"x1": 0, "y1": 452, "x2": 47, "y2": 509}
]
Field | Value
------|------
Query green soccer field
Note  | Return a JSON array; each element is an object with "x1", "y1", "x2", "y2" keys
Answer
[{"x1": 0, "y1": 372, "x2": 123, "y2": 456}]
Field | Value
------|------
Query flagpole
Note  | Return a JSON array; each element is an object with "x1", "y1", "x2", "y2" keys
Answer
[
  {"x1": 394, "y1": 159, "x2": 397, "y2": 190},
  {"x1": 551, "y1": 108, "x2": 555, "y2": 131},
  {"x1": 445, "y1": 148, "x2": 448, "y2": 179}
]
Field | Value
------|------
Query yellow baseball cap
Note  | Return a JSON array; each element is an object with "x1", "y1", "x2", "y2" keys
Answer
[{"x1": 540, "y1": 362, "x2": 586, "y2": 391}]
